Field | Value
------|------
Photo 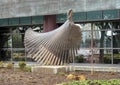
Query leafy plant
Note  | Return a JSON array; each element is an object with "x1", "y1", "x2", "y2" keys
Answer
[
  {"x1": 24, "y1": 66, "x2": 31, "y2": 72},
  {"x1": 18, "y1": 61, "x2": 26, "y2": 70},
  {"x1": 75, "y1": 56, "x2": 84, "y2": 63},
  {"x1": 103, "y1": 54, "x2": 111, "y2": 63},
  {"x1": 0, "y1": 61, "x2": 4, "y2": 68},
  {"x1": 6, "y1": 62, "x2": 13, "y2": 69},
  {"x1": 13, "y1": 53, "x2": 25, "y2": 61},
  {"x1": 18, "y1": 61, "x2": 32, "y2": 72},
  {"x1": 103, "y1": 54, "x2": 120, "y2": 64},
  {"x1": 60, "y1": 79, "x2": 120, "y2": 85}
]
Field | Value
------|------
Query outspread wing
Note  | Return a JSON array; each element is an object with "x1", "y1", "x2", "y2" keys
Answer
[{"x1": 24, "y1": 9, "x2": 82, "y2": 65}]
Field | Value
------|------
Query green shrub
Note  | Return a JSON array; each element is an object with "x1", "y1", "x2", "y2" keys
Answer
[
  {"x1": 24, "y1": 66, "x2": 31, "y2": 72},
  {"x1": 13, "y1": 53, "x2": 25, "y2": 61},
  {"x1": 6, "y1": 62, "x2": 13, "y2": 69},
  {"x1": 103, "y1": 54, "x2": 120, "y2": 64},
  {"x1": 103, "y1": 56, "x2": 111, "y2": 64},
  {"x1": 61, "y1": 79, "x2": 120, "y2": 85},
  {"x1": 113, "y1": 54, "x2": 120, "y2": 58},
  {"x1": 0, "y1": 61, "x2": 4, "y2": 68},
  {"x1": 75, "y1": 56, "x2": 84, "y2": 63},
  {"x1": 103, "y1": 54, "x2": 111, "y2": 64},
  {"x1": 18, "y1": 61, "x2": 26, "y2": 70}
]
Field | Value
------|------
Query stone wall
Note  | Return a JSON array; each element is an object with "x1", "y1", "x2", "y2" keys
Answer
[{"x1": 0, "y1": 0, "x2": 120, "y2": 18}]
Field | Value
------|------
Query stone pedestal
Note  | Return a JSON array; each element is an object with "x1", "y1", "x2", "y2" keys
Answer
[{"x1": 32, "y1": 66, "x2": 69, "y2": 74}]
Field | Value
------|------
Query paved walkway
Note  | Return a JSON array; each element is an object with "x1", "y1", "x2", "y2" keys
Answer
[
  {"x1": 69, "y1": 63, "x2": 120, "y2": 68},
  {"x1": 3, "y1": 61, "x2": 120, "y2": 72},
  {"x1": 69, "y1": 63, "x2": 120, "y2": 72}
]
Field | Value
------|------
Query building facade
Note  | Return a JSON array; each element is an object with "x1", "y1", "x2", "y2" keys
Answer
[{"x1": 0, "y1": 0, "x2": 120, "y2": 64}]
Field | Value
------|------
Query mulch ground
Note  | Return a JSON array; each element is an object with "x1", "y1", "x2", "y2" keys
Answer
[{"x1": 0, "y1": 68, "x2": 120, "y2": 85}]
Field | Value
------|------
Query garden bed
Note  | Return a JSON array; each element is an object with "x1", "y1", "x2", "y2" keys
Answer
[{"x1": 0, "y1": 68, "x2": 120, "y2": 85}]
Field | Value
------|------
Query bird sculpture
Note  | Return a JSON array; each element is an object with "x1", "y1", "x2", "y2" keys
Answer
[{"x1": 24, "y1": 9, "x2": 82, "y2": 65}]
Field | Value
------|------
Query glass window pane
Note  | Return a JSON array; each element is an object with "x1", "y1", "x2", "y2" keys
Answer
[
  {"x1": 0, "y1": 34, "x2": 11, "y2": 48},
  {"x1": 9, "y1": 18, "x2": 19, "y2": 25},
  {"x1": 113, "y1": 30, "x2": 120, "y2": 48},
  {"x1": 92, "y1": 29, "x2": 112, "y2": 48},
  {"x1": 56, "y1": 14, "x2": 67, "y2": 23},
  {"x1": 94, "y1": 22, "x2": 113, "y2": 30},
  {"x1": 103, "y1": 9, "x2": 119, "y2": 20},
  {"x1": 32, "y1": 16, "x2": 43, "y2": 24},
  {"x1": 0, "y1": 19, "x2": 8, "y2": 26},
  {"x1": 73, "y1": 12, "x2": 86, "y2": 22},
  {"x1": 113, "y1": 49, "x2": 120, "y2": 64},
  {"x1": 0, "y1": 49, "x2": 11, "y2": 61},
  {"x1": 92, "y1": 30, "x2": 101, "y2": 48},
  {"x1": 81, "y1": 23, "x2": 91, "y2": 31},
  {"x1": 20, "y1": 17, "x2": 31, "y2": 25},
  {"x1": 80, "y1": 31, "x2": 91, "y2": 48},
  {"x1": 87, "y1": 11, "x2": 102, "y2": 20},
  {"x1": 12, "y1": 29, "x2": 24, "y2": 48},
  {"x1": 99, "y1": 49, "x2": 112, "y2": 64},
  {"x1": 76, "y1": 48, "x2": 91, "y2": 63}
]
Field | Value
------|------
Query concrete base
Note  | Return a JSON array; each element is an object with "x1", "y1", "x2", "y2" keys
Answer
[
  {"x1": 32, "y1": 66, "x2": 69, "y2": 74},
  {"x1": 31, "y1": 64, "x2": 120, "y2": 74},
  {"x1": 75, "y1": 66, "x2": 120, "y2": 72}
]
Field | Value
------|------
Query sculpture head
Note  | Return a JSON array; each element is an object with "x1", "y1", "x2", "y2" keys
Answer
[{"x1": 67, "y1": 9, "x2": 73, "y2": 21}]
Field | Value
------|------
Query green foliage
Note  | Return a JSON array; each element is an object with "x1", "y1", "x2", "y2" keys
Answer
[
  {"x1": 18, "y1": 61, "x2": 31, "y2": 72},
  {"x1": 18, "y1": 61, "x2": 26, "y2": 70},
  {"x1": 103, "y1": 54, "x2": 120, "y2": 64},
  {"x1": 61, "y1": 79, "x2": 120, "y2": 85},
  {"x1": 103, "y1": 55, "x2": 111, "y2": 64},
  {"x1": 75, "y1": 56, "x2": 84, "y2": 63},
  {"x1": 6, "y1": 62, "x2": 13, "y2": 69},
  {"x1": 12, "y1": 29, "x2": 23, "y2": 48},
  {"x1": 0, "y1": 61, "x2": 4, "y2": 68},
  {"x1": 113, "y1": 54, "x2": 120, "y2": 58},
  {"x1": 24, "y1": 66, "x2": 31, "y2": 72},
  {"x1": 13, "y1": 53, "x2": 25, "y2": 61}
]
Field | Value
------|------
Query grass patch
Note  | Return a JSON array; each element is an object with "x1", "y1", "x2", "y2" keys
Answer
[{"x1": 60, "y1": 79, "x2": 120, "y2": 85}]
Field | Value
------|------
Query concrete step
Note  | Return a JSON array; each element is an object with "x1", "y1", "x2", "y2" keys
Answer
[
  {"x1": 31, "y1": 64, "x2": 120, "y2": 74},
  {"x1": 31, "y1": 66, "x2": 70, "y2": 74}
]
